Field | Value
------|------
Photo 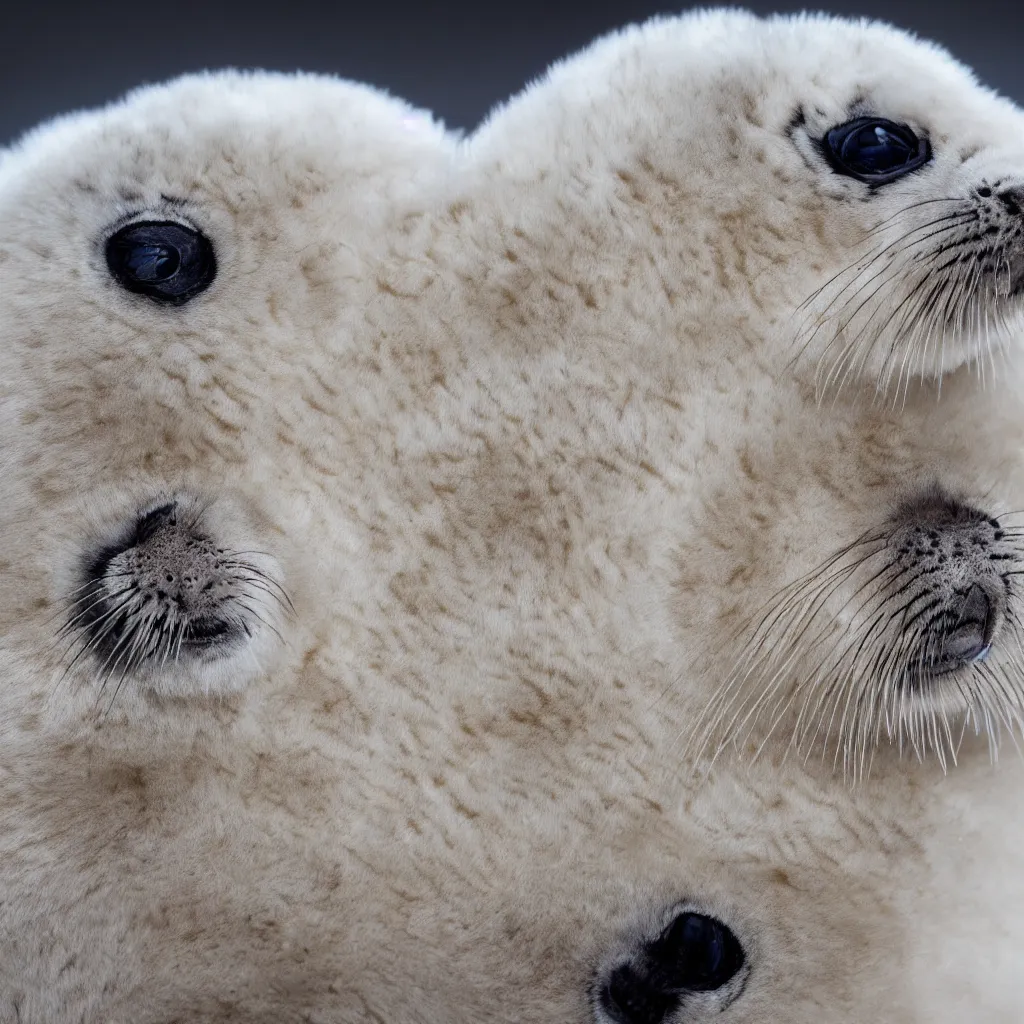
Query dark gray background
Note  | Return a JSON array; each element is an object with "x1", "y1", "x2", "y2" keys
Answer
[{"x1": 2, "y1": 1, "x2": 1019, "y2": 145}]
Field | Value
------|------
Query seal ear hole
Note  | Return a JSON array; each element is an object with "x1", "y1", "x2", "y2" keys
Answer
[
  {"x1": 105, "y1": 220, "x2": 216, "y2": 305},
  {"x1": 821, "y1": 116, "x2": 931, "y2": 185},
  {"x1": 595, "y1": 910, "x2": 747, "y2": 1024}
]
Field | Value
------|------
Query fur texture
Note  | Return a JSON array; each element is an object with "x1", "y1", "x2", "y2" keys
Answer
[{"x1": 3, "y1": 10, "x2": 1024, "y2": 1022}]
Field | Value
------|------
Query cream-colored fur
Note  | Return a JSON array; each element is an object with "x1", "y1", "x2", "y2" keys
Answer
[{"x1": 3, "y1": 10, "x2": 1024, "y2": 1022}]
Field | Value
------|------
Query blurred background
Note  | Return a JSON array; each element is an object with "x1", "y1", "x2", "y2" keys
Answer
[{"x1": 3, "y1": 0, "x2": 1020, "y2": 144}]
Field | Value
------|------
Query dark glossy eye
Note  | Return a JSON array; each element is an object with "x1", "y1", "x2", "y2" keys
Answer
[
  {"x1": 598, "y1": 912, "x2": 746, "y2": 1024},
  {"x1": 822, "y1": 117, "x2": 931, "y2": 184},
  {"x1": 105, "y1": 220, "x2": 216, "y2": 304}
]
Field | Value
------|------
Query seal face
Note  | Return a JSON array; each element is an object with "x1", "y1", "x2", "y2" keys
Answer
[{"x1": 786, "y1": 102, "x2": 1024, "y2": 395}]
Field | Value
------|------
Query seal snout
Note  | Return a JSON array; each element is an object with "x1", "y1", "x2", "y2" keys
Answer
[
  {"x1": 113, "y1": 501, "x2": 232, "y2": 641},
  {"x1": 978, "y1": 182, "x2": 1024, "y2": 295},
  {"x1": 889, "y1": 490, "x2": 1012, "y2": 686},
  {"x1": 65, "y1": 495, "x2": 288, "y2": 691},
  {"x1": 88, "y1": 499, "x2": 238, "y2": 654}
]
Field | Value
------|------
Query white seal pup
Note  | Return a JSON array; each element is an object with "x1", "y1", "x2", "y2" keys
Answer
[
  {"x1": 3, "y1": 10, "x2": 1024, "y2": 1024},
  {"x1": 447, "y1": 9, "x2": 1024, "y2": 773}
]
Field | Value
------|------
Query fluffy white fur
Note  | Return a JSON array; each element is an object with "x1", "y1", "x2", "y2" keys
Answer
[{"x1": 3, "y1": 9, "x2": 1024, "y2": 1022}]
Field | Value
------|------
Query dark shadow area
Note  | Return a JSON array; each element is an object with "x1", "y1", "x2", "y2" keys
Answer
[{"x1": 3, "y1": 0, "x2": 1021, "y2": 144}]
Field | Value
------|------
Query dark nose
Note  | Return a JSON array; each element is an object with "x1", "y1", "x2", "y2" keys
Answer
[
  {"x1": 937, "y1": 584, "x2": 993, "y2": 670},
  {"x1": 597, "y1": 913, "x2": 745, "y2": 1024},
  {"x1": 600, "y1": 965, "x2": 676, "y2": 1024}
]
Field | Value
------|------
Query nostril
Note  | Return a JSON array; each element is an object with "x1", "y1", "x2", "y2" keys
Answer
[
  {"x1": 996, "y1": 186, "x2": 1024, "y2": 215},
  {"x1": 135, "y1": 501, "x2": 177, "y2": 544},
  {"x1": 936, "y1": 584, "x2": 994, "y2": 669},
  {"x1": 940, "y1": 627, "x2": 990, "y2": 665}
]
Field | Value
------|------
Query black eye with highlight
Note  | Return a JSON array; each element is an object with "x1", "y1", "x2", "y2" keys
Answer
[
  {"x1": 597, "y1": 912, "x2": 746, "y2": 1024},
  {"x1": 105, "y1": 220, "x2": 216, "y2": 305},
  {"x1": 822, "y1": 116, "x2": 931, "y2": 184}
]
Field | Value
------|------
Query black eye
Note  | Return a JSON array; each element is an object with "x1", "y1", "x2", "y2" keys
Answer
[
  {"x1": 822, "y1": 116, "x2": 931, "y2": 184},
  {"x1": 105, "y1": 220, "x2": 216, "y2": 305},
  {"x1": 598, "y1": 912, "x2": 746, "y2": 1024}
]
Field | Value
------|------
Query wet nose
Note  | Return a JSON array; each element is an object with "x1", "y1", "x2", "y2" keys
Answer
[{"x1": 937, "y1": 584, "x2": 993, "y2": 669}]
